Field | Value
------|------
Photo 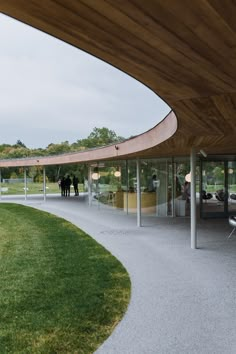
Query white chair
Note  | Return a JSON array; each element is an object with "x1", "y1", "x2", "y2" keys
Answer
[{"x1": 227, "y1": 216, "x2": 236, "y2": 240}]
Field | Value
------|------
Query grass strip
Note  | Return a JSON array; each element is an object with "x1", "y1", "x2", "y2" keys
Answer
[{"x1": 0, "y1": 203, "x2": 131, "y2": 353}]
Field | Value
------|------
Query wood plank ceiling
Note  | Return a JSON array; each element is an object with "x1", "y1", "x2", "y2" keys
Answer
[{"x1": 1, "y1": 0, "x2": 236, "y2": 163}]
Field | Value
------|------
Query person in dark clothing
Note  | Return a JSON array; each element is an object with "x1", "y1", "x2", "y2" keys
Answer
[
  {"x1": 183, "y1": 181, "x2": 191, "y2": 202},
  {"x1": 65, "y1": 175, "x2": 72, "y2": 197},
  {"x1": 148, "y1": 174, "x2": 157, "y2": 192},
  {"x1": 60, "y1": 177, "x2": 66, "y2": 196},
  {"x1": 73, "y1": 175, "x2": 79, "y2": 196}
]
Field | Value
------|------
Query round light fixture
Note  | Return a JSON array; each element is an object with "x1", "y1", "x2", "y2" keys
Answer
[
  {"x1": 185, "y1": 173, "x2": 191, "y2": 182},
  {"x1": 92, "y1": 172, "x2": 100, "y2": 180}
]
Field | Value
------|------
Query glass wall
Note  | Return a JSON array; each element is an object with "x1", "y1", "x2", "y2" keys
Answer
[
  {"x1": 88, "y1": 157, "x2": 195, "y2": 218},
  {"x1": 0, "y1": 166, "x2": 45, "y2": 198},
  {"x1": 89, "y1": 161, "x2": 128, "y2": 210},
  {"x1": 137, "y1": 158, "x2": 172, "y2": 217},
  {"x1": 0, "y1": 156, "x2": 198, "y2": 221},
  {"x1": 174, "y1": 159, "x2": 191, "y2": 217},
  {"x1": 0, "y1": 164, "x2": 87, "y2": 199},
  {"x1": 201, "y1": 161, "x2": 226, "y2": 217},
  {"x1": 228, "y1": 161, "x2": 236, "y2": 214},
  {"x1": 200, "y1": 159, "x2": 236, "y2": 218}
]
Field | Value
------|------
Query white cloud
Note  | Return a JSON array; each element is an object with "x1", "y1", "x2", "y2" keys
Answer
[{"x1": 0, "y1": 13, "x2": 170, "y2": 148}]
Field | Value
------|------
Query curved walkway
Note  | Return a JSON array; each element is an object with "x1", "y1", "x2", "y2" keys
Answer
[{"x1": 2, "y1": 195, "x2": 236, "y2": 353}]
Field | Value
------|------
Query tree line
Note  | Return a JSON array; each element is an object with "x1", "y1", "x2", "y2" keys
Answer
[{"x1": 0, "y1": 127, "x2": 125, "y2": 182}]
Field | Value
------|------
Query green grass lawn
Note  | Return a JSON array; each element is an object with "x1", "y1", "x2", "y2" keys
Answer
[
  {"x1": 0, "y1": 182, "x2": 85, "y2": 195},
  {"x1": 0, "y1": 203, "x2": 131, "y2": 353}
]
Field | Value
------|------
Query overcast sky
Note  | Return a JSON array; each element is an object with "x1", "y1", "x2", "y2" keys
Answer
[{"x1": 0, "y1": 13, "x2": 170, "y2": 149}]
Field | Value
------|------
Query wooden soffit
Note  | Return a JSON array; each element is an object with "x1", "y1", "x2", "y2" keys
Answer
[{"x1": 1, "y1": 0, "x2": 236, "y2": 166}]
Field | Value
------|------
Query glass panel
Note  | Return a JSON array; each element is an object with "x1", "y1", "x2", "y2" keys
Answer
[
  {"x1": 140, "y1": 159, "x2": 158, "y2": 215},
  {"x1": 124, "y1": 160, "x2": 137, "y2": 213},
  {"x1": 0, "y1": 167, "x2": 30, "y2": 197},
  {"x1": 201, "y1": 161, "x2": 226, "y2": 216},
  {"x1": 168, "y1": 162, "x2": 173, "y2": 216},
  {"x1": 156, "y1": 160, "x2": 169, "y2": 216},
  {"x1": 228, "y1": 162, "x2": 236, "y2": 214},
  {"x1": 57, "y1": 164, "x2": 87, "y2": 196},
  {"x1": 138, "y1": 158, "x2": 172, "y2": 217},
  {"x1": 27, "y1": 166, "x2": 44, "y2": 197},
  {"x1": 174, "y1": 160, "x2": 191, "y2": 217},
  {"x1": 0, "y1": 166, "x2": 62, "y2": 198},
  {"x1": 90, "y1": 161, "x2": 127, "y2": 210}
]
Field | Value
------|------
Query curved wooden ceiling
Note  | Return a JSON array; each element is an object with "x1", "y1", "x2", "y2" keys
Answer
[{"x1": 1, "y1": 0, "x2": 236, "y2": 167}]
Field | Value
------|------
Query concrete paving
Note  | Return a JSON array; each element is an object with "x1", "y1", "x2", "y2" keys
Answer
[{"x1": 1, "y1": 194, "x2": 236, "y2": 353}]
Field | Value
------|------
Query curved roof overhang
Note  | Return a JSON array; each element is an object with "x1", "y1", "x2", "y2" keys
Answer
[
  {"x1": 0, "y1": 111, "x2": 177, "y2": 167},
  {"x1": 1, "y1": 1, "x2": 236, "y2": 168}
]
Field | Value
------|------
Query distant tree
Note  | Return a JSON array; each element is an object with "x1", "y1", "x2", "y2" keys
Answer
[
  {"x1": 0, "y1": 147, "x2": 29, "y2": 159},
  {"x1": 0, "y1": 144, "x2": 11, "y2": 152},
  {"x1": 45, "y1": 141, "x2": 71, "y2": 156},
  {"x1": 15, "y1": 140, "x2": 27, "y2": 148},
  {"x1": 0, "y1": 127, "x2": 126, "y2": 183},
  {"x1": 77, "y1": 127, "x2": 124, "y2": 149}
]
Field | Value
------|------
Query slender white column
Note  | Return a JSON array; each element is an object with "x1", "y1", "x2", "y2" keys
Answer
[
  {"x1": 0, "y1": 169, "x2": 2, "y2": 200},
  {"x1": 96, "y1": 179, "x2": 100, "y2": 209},
  {"x1": 157, "y1": 161, "x2": 168, "y2": 216},
  {"x1": 171, "y1": 159, "x2": 175, "y2": 217},
  {"x1": 126, "y1": 160, "x2": 129, "y2": 215},
  {"x1": 88, "y1": 166, "x2": 92, "y2": 206},
  {"x1": 43, "y1": 167, "x2": 46, "y2": 202},
  {"x1": 190, "y1": 147, "x2": 197, "y2": 249},
  {"x1": 136, "y1": 158, "x2": 141, "y2": 227},
  {"x1": 24, "y1": 167, "x2": 27, "y2": 201}
]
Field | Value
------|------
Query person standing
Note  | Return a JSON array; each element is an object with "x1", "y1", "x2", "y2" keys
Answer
[
  {"x1": 148, "y1": 174, "x2": 157, "y2": 192},
  {"x1": 73, "y1": 175, "x2": 79, "y2": 196},
  {"x1": 60, "y1": 177, "x2": 66, "y2": 197},
  {"x1": 183, "y1": 181, "x2": 191, "y2": 202},
  {"x1": 65, "y1": 175, "x2": 72, "y2": 197}
]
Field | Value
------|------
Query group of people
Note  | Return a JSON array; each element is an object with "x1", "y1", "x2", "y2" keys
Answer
[{"x1": 58, "y1": 175, "x2": 79, "y2": 197}]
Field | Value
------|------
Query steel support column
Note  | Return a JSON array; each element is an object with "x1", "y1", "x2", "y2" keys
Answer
[
  {"x1": 190, "y1": 147, "x2": 197, "y2": 249},
  {"x1": 0, "y1": 169, "x2": 1, "y2": 200},
  {"x1": 88, "y1": 166, "x2": 92, "y2": 206},
  {"x1": 24, "y1": 167, "x2": 27, "y2": 201},
  {"x1": 43, "y1": 167, "x2": 46, "y2": 202},
  {"x1": 136, "y1": 158, "x2": 141, "y2": 227},
  {"x1": 126, "y1": 160, "x2": 129, "y2": 215}
]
